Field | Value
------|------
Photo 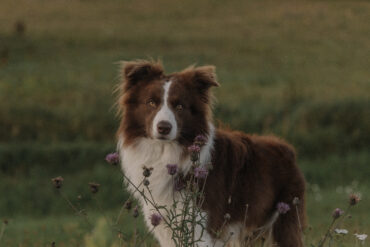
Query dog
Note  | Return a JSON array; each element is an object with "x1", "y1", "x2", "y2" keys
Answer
[{"x1": 117, "y1": 60, "x2": 306, "y2": 247}]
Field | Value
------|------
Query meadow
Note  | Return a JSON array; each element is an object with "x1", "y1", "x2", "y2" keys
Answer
[{"x1": 0, "y1": 0, "x2": 369, "y2": 246}]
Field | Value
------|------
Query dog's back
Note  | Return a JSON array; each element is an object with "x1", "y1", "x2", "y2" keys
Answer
[{"x1": 203, "y1": 129, "x2": 306, "y2": 246}]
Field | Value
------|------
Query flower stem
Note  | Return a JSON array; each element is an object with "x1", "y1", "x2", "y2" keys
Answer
[
  {"x1": 318, "y1": 218, "x2": 336, "y2": 247},
  {"x1": 59, "y1": 191, "x2": 92, "y2": 228}
]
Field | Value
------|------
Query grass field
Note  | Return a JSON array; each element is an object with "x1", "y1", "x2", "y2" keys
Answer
[{"x1": 0, "y1": 0, "x2": 369, "y2": 246}]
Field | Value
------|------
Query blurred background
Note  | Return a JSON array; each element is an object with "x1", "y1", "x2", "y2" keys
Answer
[{"x1": 0, "y1": 0, "x2": 369, "y2": 246}]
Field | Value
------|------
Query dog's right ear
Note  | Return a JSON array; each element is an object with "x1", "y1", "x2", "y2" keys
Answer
[{"x1": 121, "y1": 60, "x2": 164, "y2": 90}]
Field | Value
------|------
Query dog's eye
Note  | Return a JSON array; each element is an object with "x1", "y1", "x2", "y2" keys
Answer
[
  {"x1": 148, "y1": 100, "x2": 156, "y2": 108},
  {"x1": 176, "y1": 104, "x2": 183, "y2": 111}
]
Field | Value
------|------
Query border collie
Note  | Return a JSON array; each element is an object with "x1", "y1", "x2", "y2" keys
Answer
[{"x1": 117, "y1": 60, "x2": 306, "y2": 247}]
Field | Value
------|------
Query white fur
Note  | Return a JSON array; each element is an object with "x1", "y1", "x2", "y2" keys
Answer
[
  {"x1": 152, "y1": 81, "x2": 177, "y2": 140},
  {"x1": 118, "y1": 123, "x2": 215, "y2": 247}
]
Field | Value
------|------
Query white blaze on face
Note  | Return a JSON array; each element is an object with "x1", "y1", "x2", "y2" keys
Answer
[{"x1": 152, "y1": 81, "x2": 177, "y2": 140}]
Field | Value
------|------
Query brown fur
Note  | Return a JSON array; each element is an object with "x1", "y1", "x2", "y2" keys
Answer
[
  {"x1": 118, "y1": 61, "x2": 217, "y2": 147},
  {"x1": 204, "y1": 130, "x2": 306, "y2": 246},
  {"x1": 117, "y1": 60, "x2": 306, "y2": 247}
]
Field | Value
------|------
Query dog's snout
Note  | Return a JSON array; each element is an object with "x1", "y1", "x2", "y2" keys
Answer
[{"x1": 157, "y1": 121, "x2": 172, "y2": 135}]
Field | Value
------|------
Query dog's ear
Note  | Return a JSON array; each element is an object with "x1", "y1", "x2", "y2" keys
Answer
[
  {"x1": 192, "y1": 65, "x2": 220, "y2": 91},
  {"x1": 121, "y1": 60, "x2": 164, "y2": 90}
]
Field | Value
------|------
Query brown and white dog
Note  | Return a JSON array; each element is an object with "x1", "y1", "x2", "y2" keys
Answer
[{"x1": 117, "y1": 60, "x2": 306, "y2": 247}]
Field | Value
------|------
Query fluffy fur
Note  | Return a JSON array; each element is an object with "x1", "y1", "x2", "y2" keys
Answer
[{"x1": 116, "y1": 60, "x2": 306, "y2": 247}]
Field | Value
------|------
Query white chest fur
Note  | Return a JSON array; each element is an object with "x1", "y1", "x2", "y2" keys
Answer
[{"x1": 117, "y1": 124, "x2": 216, "y2": 246}]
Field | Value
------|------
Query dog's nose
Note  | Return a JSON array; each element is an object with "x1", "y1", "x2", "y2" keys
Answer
[{"x1": 157, "y1": 121, "x2": 172, "y2": 135}]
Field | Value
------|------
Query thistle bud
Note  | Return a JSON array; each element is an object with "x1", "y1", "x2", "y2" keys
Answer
[
  {"x1": 292, "y1": 197, "x2": 300, "y2": 206},
  {"x1": 194, "y1": 135, "x2": 207, "y2": 146},
  {"x1": 51, "y1": 176, "x2": 64, "y2": 189},
  {"x1": 88, "y1": 182, "x2": 100, "y2": 194},
  {"x1": 124, "y1": 200, "x2": 132, "y2": 210},
  {"x1": 174, "y1": 174, "x2": 186, "y2": 191},
  {"x1": 166, "y1": 164, "x2": 178, "y2": 175},
  {"x1": 143, "y1": 166, "x2": 153, "y2": 177},
  {"x1": 224, "y1": 213, "x2": 231, "y2": 221},
  {"x1": 349, "y1": 194, "x2": 360, "y2": 206},
  {"x1": 332, "y1": 208, "x2": 344, "y2": 219},
  {"x1": 133, "y1": 206, "x2": 139, "y2": 218}
]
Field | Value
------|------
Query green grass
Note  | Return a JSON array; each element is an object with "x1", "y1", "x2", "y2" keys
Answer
[
  {"x1": 2, "y1": 188, "x2": 369, "y2": 247},
  {"x1": 0, "y1": 0, "x2": 369, "y2": 246}
]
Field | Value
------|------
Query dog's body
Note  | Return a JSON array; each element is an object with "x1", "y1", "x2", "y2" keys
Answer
[{"x1": 117, "y1": 60, "x2": 306, "y2": 247}]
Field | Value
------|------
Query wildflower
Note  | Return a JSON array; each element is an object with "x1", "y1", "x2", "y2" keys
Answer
[
  {"x1": 77, "y1": 195, "x2": 82, "y2": 200},
  {"x1": 276, "y1": 202, "x2": 290, "y2": 214},
  {"x1": 174, "y1": 174, "x2": 186, "y2": 191},
  {"x1": 166, "y1": 164, "x2": 178, "y2": 175},
  {"x1": 349, "y1": 194, "x2": 360, "y2": 206},
  {"x1": 105, "y1": 152, "x2": 120, "y2": 165},
  {"x1": 188, "y1": 144, "x2": 201, "y2": 153},
  {"x1": 51, "y1": 176, "x2": 64, "y2": 189},
  {"x1": 188, "y1": 144, "x2": 201, "y2": 162},
  {"x1": 150, "y1": 213, "x2": 162, "y2": 226},
  {"x1": 292, "y1": 197, "x2": 300, "y2": 205},
  {"x1": 124, "y1": 200, "x2": 132, "y2": 210},
  {"x1": 88, "y1": 182, "x2": 100, "y2": 194},
  {"x1": 133, "y1": 206, "x2": 139, "y2": 218},
  {"x1": 143, "y1": 166, "x2": 153, "y2": 177},
  {"x1": 194, "y1": 167, "x2": 208, "y2": 179},
  {"x1": 354, "y1": 233, "x2": 367, "y2": 241},
  {"x1": 194, "y1": 135, "x2": 207, "y2": 146},
  {"x1": 332, "y1": 208, "x2": 344, "y2": 219},
  {"x1": 224, "y1": 213, "x2": 231, "y2": 221},
  {"x1": 143, "y1": 179, "x2": 150, "y2": 186},
  {"x1": 334, "y1": 229, "x2": 348, "y2": 234}
]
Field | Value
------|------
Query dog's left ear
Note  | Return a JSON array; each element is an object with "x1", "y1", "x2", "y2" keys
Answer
[{"x1": 193, "y1": 65, "x2": 220, "y2": 91}]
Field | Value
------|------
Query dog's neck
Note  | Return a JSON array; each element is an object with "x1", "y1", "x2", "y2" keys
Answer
[
  {"x1": 117, "y1": 122, "x2": 215, "y2": 208},
  {"x1": 118, "y1": 123, "x2": 213, "y2": 177}
]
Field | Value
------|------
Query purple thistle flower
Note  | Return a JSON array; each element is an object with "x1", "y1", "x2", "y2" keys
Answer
[
  {"x1": 150, "y1": 213, "x2": 162, "y2": 226},
  {"x1": 188, "y1": 144, "x2": 201, "y2": 153},
  {"x1": 166, "y1": 164, "x2": 178, "y2": 176},
  {"x1": 105, "y1": 152, "x2": 120, "y2": 165},
  {"x1": 194, "y1": 135, "x2": 207, "y2": 146},
  {"x1": 194, "y1": 167, "x2": 209, "y2": 179},
  {"x1": 332, "y1": 208, "x2": 344, "y2": 219},
  {"x1": 276, "y1": 202, "x2": 290, "y2": 214}
]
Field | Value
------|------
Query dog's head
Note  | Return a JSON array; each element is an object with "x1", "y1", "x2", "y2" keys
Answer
[{"x1": 117, "y1": 60, "x2": 219, "y2": 146}]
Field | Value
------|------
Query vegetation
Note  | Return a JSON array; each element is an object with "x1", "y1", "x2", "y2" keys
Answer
[{"x1": 0, "y1": 0, "x2": 369, "y2": 246}]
